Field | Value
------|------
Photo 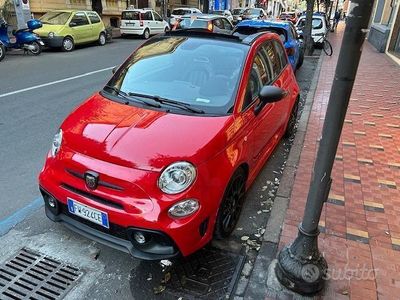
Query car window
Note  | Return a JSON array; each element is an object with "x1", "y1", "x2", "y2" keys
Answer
[
  {"x1": 87, "y1": 12, "x2": 101, "y2": 24},
  {"x1": 213, "y1": 18, "x2": 224, "y2": 29},
  {"x1": 312, "y1": 18, "x2": 323, "y2": 29},
  {"x1": 70, "y1": 12, "x2": 89, "y2": 26},
  {"x1": 273, "y1": 41, "x2": 288, "y2": 69},
  {"x1": 153, "y1": 12, "x2": 163, "y2": 21},
  {"x1": 242, "y1": 50, "x2": 271, "y2": 110},
  {"x1": 262, "y1": 42, "x2": 282, "y2": 78},
  {"x1": 122, "y1": 11, "x2": 141, "y2": 20},
  {"x1": 40, "y1": 11, "x2": 71, "y2": 25},
  {"x1": 143, "y1": 11, "x2": 153, "y2": 21},
  {"x1": 222, "y1": 18, "x2": 233, "y2": 30}
]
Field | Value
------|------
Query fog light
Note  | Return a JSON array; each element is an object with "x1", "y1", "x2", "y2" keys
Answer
[
  {"x1": 48, "y1": 197, "x2": 56, "y2": 208},
  {"x1": 133, "y1": 232, "x2": 146, "y2": 244}
]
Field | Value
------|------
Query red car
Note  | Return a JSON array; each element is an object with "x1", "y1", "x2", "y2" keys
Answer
[
  {"x1": 39, "y1": 30, "x2": 300, "y2": 260},
  {"x1": 279, "y1": 12, "x2": 297, "y2": 24}
]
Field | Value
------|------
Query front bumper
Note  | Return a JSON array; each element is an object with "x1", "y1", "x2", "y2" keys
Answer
[
  {"x1": 40, "y1": 36, "x2": 64, "y2": 48},
  {"x1": 41, "y1": 187, "x2": 180, "y2": 260}
]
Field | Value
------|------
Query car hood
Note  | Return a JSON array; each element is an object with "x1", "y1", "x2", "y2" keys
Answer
[
  {"x1": 34, "y1": 24, "x2": 65, "y2": 36},
  {"x1": 61, "y1": 93, "x2": 233, "y2": 171}
]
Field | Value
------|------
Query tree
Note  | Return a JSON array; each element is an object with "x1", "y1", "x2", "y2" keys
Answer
[{"x1": 303, "y1": 0, "x2": 315, "y2": 56}]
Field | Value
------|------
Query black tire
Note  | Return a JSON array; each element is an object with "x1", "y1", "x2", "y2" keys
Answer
[
  {"x1": 62, "y1": 37, "x2": 74, "y2": 52},
  {"x1": 323, "y1": 39, "x2": 333, "y2": 56},
  {"x1": 214, "y1": 168, "x2": 247, "y2": 239},
  {"x1": 143, "y1": 28, "x2": 150, "y2": 39},
  {"x1": 285, "y1": 98, "x2": 299, "y2": 138},
  {"x1": 0, "y1": 44, "x2": 5, "y2": 62},
  {"x1": 28, "y1": 41, "x2": 42, "y2": 55},
  {"x1": 296, "y1": 52, "x2": 304, "y2": 69},
  {"x1": 98, "y1": 32, "x2": 106, "y2": 46}
]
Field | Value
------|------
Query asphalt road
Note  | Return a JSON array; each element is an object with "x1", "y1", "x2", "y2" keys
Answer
[
  {"x1": 0, "y1": 39, "x2": 142, "y2": 219},
  {"x1": 0, "y1": 38, "x2": 319, "y2": 299}
]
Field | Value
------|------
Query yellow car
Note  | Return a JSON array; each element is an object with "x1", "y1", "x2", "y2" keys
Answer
[{"x1": 35, "y1": 10, "x2": 106, "y2": 52}]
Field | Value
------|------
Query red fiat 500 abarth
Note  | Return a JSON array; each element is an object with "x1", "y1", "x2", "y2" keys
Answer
[{"x1": 39, "y1": 30, "x2": 300, "y2": 260}]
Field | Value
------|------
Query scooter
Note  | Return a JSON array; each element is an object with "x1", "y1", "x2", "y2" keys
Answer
[{"x1": 0, "y1": 18, "x2": 44, "y2": 56}]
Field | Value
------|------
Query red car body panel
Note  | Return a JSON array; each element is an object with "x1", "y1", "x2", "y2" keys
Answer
[{"x1": 39, "y1": 32, "x2": 300, "y2": 258}]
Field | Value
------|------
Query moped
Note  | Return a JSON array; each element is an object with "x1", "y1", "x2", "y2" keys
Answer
[{"x1": 0, "y1": 18, "x2": 44, "y2": 56}]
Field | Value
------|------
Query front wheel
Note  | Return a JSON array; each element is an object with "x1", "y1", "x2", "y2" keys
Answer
[
  {"x1": 323, "y1": 39, "x2": 333, "y2": 56},
  {"x1": 62, "y1": 37, "x2": 74, "y2": 52},
  {"x1": 214, "y1": 168, "x2": 246, "y2": 239},
  {"x1": 0, "y1": 44, "x2": 5, "y2": 62},
  {"x1": 28, "y1": 41, "x2": 42, "y2": 55}
]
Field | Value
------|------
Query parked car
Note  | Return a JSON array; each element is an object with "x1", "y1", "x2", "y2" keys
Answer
[
  {"x1": 234, "y1": 20, "x2": 304, "y2": 70},
  {"x1": 120, "y1": 8, "x2": 169, "y2": 39},
  {"x1": 279, "y1": 11, "x2": 297, "y2": 24},
  {"x1": 169, "y1": 7, "x2": 202, "y2": 26},
  {"x1": 173, "y1": 14, "x2": 233, "y2": 34},
  {"x1": 241, "y1": 8, "x2": 267, "y2": 20},
  {"x1": 231, "y1": 8, "x2": 246, "y2": 24},
  {"x1": 295, "y1": 14, "x2": 328, "y2": 44},
  {"x1": 212, "y1": 10, "x2": 234, "y2": 22},
  {"x1": 39, "y1": 29, "x2": 299, "y2": 260},
  {"x1": 35, "y1": 10, "x2": 106, "y2": 52}
]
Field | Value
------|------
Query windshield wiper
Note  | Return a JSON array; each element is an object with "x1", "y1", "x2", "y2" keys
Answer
[
  {"x1": 127, "y1": 92, "x2": 205, "y2": 114},
  {"x1": 103, "y1": 85, "x2": 161, "y2": 108}
]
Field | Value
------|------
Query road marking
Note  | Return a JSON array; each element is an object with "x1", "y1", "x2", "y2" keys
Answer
[
  {"x1": 0, "y1": 66, "x2": 115, "y2": 99},
  {"x1": 0, "y1": 197, "x2": 43, "y2": 236}
]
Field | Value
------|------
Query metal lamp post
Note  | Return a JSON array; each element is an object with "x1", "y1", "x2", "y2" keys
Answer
[{"x1": 275, "y1": 0, "x2": 375, "y2": 295}]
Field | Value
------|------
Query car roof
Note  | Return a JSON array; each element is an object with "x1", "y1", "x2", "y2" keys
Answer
[
  {"x1": 122, "y1": 8, "x2": 154, "y2": 12},
  {"x1": 46, "y1": 9, "x2": 90, "y2": 13},
  {"x1": 173, "y1": 7, "x2": 199, "y2": 10},
  {"x1": 237, "y1": 20, "x2": 291, "y2": 30},
  {"x1": 180, "y1": 13, "x2": 225, "y2": 20}
]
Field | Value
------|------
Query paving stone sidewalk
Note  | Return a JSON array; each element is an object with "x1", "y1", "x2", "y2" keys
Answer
[{"x1": 277, "y1": 24, "x2": 400, "y2": 299}]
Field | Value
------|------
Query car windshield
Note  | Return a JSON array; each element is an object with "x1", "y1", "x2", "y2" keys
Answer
[
  {"x1": 172, "y1": 9, "x2": 191, "y2": 15},
  {"x1": 122, "y1": 11, "x2": 141, "y2": 20},
  {"x1": 40, "y1": 11, "x2": 71, "y2": 25},
  {"x1": 297, "y1": 18, "x2": 323, "y2": 29},
  {"x1": 244, "y1": 8, "x2": 259, "y2": 15},
  {"x1": 232, "y1": 9, "x2": 244, "y2": 14},
  {"x1": 105, "y1": 36, "x2": 248, "y2": 115}
]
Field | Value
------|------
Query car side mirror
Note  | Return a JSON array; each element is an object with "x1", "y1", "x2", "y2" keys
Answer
[
  {"x1": 254, "y1": 86, "x2": 287, "y2": 115},
  {"x1": 69, "y1": 22, "x2": 77, "y2": 27}
]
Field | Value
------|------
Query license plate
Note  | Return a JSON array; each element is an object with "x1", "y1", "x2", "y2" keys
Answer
[{"x1": 67, "y1": 198, "x2": 109, "y2": 228}]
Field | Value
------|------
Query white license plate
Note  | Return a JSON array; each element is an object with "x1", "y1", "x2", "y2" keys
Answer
[{"x1": 67, "y1": 198, "x2": 109, "y2": 228}]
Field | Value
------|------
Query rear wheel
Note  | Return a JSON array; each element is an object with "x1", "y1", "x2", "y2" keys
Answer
[
  {"x1": 296, "y1": 51, "x2": 304, "y2": 69},
  {"x1": 28, "y1": 41, "x2": 42, "y2": 55},
  {"x1": 285, "y1": 98, "x2": 299, "y2": 138},
  {"x1": 323, "y1": 39, "x2": 333, "y2": 56},
  {"x1": 62, "y1": 37, "x2": 74, "y2": 52},
  {"x1": 143, "y1": 28, "x2": 150, "y2": 39},
  {"x1": 0, "y1": 44, "x2": 5, "y2": 62},
  {"x1": 98, "y1": 32, "x2": 106, "y2": 46},
  {"x1": 214, "y1": 168, "x2": 246, "y2": 239}
]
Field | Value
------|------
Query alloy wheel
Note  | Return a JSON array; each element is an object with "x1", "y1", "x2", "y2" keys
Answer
[
  {"x1": 62, "y1": 38, "x2": 74, "y2": 52},
  {"x1": 99, "y1": 33, "x2": 106, "y2": 46}
]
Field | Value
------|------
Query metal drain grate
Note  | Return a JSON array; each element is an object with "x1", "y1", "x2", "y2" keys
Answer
[{"x1": 0, "y1": 248, "x2": 83, "y2": 300}]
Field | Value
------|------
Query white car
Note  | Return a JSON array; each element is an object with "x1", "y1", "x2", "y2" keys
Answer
[
  {"x1": 120, "y1": 9, "x2": 170, "y2": 39},
  {"x1": 212, "y1": 10, "x2": 234, "y2": 22},
  {"x1": 170, "y1": 7, "x2": 202, "y2": 26},
  {"x1": 295, "y1": 15, "x2": 328, "y2": 44}
]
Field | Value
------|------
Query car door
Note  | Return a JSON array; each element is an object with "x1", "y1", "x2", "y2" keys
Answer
[
  {"x1": 152, "y1": 12, "x2": 164, "y2": 33},
  {"x1": 86, "y1": 11, "x2": 103, "y2": 41},
  {"x1": 239, "y1": 45, "x2": 276, "y2": 160},
  {"x1": 69, "y1": 12, "x2": 92, "y2": 43},
  {"x1": 143, "y1": 11, "x2": 155, "y2": 33}
]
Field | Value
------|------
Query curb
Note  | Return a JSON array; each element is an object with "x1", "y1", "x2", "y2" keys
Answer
[{"x1": 242, "y1": 54, "x2": 325, "y2": 299}]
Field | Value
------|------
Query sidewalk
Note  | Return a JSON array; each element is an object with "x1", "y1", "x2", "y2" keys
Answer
[{"x1": 277, "y1": 24, "x2": 400, "y2": 299}]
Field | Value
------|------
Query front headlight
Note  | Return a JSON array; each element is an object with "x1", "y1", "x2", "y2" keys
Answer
[
  {"x1": 51, "y1": 129, "x2": 62, "y2": 157},
  {"x1": 48, "y1": 32, "x2": 55, "y2": 38},
  {"x1": 158, "y1": 162, "x2": 196, "y2": 194},
  {"x1": 168, "y1": 199, "x2": 199, "y2": 218}
]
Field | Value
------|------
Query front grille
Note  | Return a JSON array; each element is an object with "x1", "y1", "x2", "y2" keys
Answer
[
  {"x1": 65, "y1": 169, "x2": 124, "y2": 191},
  {"x1": 60, "y1": 204, "x2": 129, "y2": 240},
  {"x1": 60, "y1": 183, "x2": 124, "y2": 210}
]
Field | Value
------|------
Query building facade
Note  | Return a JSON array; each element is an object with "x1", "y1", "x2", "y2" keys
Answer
[{"x1": 368, "y1": 0, "x2": 400, "y2": 65}]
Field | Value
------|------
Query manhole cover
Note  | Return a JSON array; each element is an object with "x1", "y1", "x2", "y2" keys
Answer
[
  {"x1": 0, "y1": 248, "x2": 83, "y2": 300},
  {"x1": 131, "y1": 247, "x2": 245, "y2": 299}
]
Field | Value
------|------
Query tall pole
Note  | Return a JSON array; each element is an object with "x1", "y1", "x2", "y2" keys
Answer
[{"x1": 275, "y1": 0, "x2": 375, "y2": 295}]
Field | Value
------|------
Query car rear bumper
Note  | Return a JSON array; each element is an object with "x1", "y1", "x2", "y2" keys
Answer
[
  {"x1": 40, "y1": 36, "x2": 64, "y2": 48},
  {"x1": 120, "y1": 27, "x2": 145, "y2": 35}
]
